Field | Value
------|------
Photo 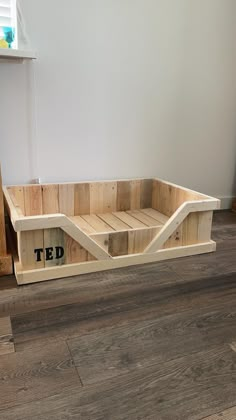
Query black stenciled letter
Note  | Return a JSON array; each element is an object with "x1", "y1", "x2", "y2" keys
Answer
[
  {"x1": 55, "y1": 246, "x2": 64, "y2": 259},
  {"x1": 45, "y1": 247, "x2": 54, "y2": 261},
  {"x1": 34, "y1": 248, "x2": 43, "y2": 262}
]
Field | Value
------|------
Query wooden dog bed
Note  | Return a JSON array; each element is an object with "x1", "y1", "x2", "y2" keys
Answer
[{"x1": 4, "y1": 178, "x2": 220, "y2": 285}]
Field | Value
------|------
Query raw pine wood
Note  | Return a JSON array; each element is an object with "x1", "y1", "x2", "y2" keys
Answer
[
  {"x1": 69, "y1": 216, "x2": 96, "y2": 235},
  {"x1": 0, "y1": 317, "x2": 14, "y2": 356},
  {"x1": 7, "y1": 186, "x2": 25, "y2": 216},
  {"x1": 24, "y1": 186, "x2": 43, "y2": 216},
  {"x1": 127, "y1": 209, "x2": 162, "y2": 227},
  {"x1": 44, "y1": 228, "x2": 65, "y2": 267},
  {"x1": 98, "y1": 213, "x2": 131, "y2": 231},
  {"x1": 42, "y1": 185, "x2": 59, "y2": 214},
  {"x1": 59, "y1": 184, "x2": 75, "y2": 216},
  {"x1": 81, "y1": 214, "x2": 114, "y2": 233},
  {"x1": 19, "y1": 230, "x2": 44, "y2": 270},
  {"x1": 3, "y1": 178, "x2": 219, "y2": 284},
  {"x1": 64, "y1": 233, "x2": 88, "y2": 264},
  {"x1": 74, "y1": 183, "x2": 90, "y2": 215},
  {"x1": 113, "y1": 211, "x2": 147, "y2": 228}
]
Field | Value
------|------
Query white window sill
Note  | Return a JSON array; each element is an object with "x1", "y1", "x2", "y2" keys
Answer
[{"x1": 0, "y1": 49, "x2": 36, "y2": 60}]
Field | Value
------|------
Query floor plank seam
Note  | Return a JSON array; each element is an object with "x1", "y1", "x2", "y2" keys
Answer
[{"x1": 65, "y1": 339, "x2": 84, "y2": 387}]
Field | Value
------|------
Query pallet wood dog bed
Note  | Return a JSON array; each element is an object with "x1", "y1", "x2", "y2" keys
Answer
[{"x1": 4, "y1": 178, "x2": 220, "y2": 285}]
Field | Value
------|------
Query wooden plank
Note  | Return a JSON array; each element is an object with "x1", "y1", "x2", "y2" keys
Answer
[
  {"x1": 102, "y1": 182, "x2": 117, "y2": 213},
  {"x1": 0, "y1": 340, "x2": 81, "y2": 411},
  {"x1": 140, "y1": 179, "x2": 153, "y2": 209},
  {"x1": 0, "y1": 166, "x2": 6, "y2": 255},
  {"x1": 19, "y1": 230, "x2": 44, "y2": 270},
  {"x1": 113, "y1": 211, "x2": 147, "y2": 228},
  {"x1": 69, "y1": 216, "x2": 96, "y2": 235},
  {"x1": 59, "y1": 184, "x2": 75, "y2": 216},
  {"x1": 44, "y1": 228, "x2": 65, "y2": 268},
  {"x1": 130, "y1": 180, "x2": 141, "y2": 210},
  {"x1": 64, "y1": 233, "x2": 88, "y2": 264},
  {"x1": 141, "y1": 208, "x2": 169, "y2": 224},
  {"x1": 82, "y1": 214, "x2": 114, "y2": 233},
  {"x1": 197, "y1": 211, "x2": 213, "y2": 243},
  {"x1": 127, "y1": 209, "x2": 161, "y2": 227},
  {"x1": 89, "y1": 183, "x2": 104, "y2": 214},
  {"x1": 117, "y1": 181, "x2": 131, "y2": 211},
  {"x1": 0, "y1": 317, "x2": 14, "y2": 356},
  {"x1": 42, "y1": 184, "x2": 59, "y2": 214},
  {"x1": 201, "y1": 406, "x2": 236, "y2": 419},
  {"x1": 74, "y1": 183, "x2": 90, "y2": 215},
  {"x1": 97, "y1": 213, "x2": 130, "y2": 231},
  {"x1": 108, "y1": 232, "x2": 128, "y2": 256},
  {"x1": 90, "y1": 182, "x2": 117, "y2": 214},
  {"x1": 7, "y1": 186, "x2": 25, "y2": 215},
  {"x1": 15, "y1": 241, "x2": 216, "y2": 284},
  {"x1": 128, "y1": 228, "x2": 160, "y2": 254},
  {"x1": 24, "y1": 186, "x2": 43, "y2": 216},
  {"x1": 0, "y1": 255, "x2": 12, "y2": 276}
]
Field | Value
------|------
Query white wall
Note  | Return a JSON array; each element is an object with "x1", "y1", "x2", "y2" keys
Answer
[{"x1": 0, "y1": 0, "x2": 236, "y2": 205}]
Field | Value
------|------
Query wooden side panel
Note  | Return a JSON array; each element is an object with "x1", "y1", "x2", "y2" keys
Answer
[
  {"x1": 140, "y1": 179, "x2": 153, "y2": 209},
  {"x1": 59, "y1": 184, "x2": 75, "y2": 216},
  {"x1": 42, "y1": 184, "x2": 59, "y2": 214},
  {"x1": 128, "y1": 228, "x2": 159, "y2": 254},
  {"x1": 24, "y1": 186, "x2": 43, "y2": 216},
  {"x1": 19, "y1": 230, "x2": 44, "y2": 270},
  {"x1": 74, "y1": 183, "x2": 90, "y2": 215},
  {"x1": 64, "y1": 233, "x2": 88, "y2": 264},
  {"x1": 152, "y1": 180, "x2": 199, "y2": 217},
  {"x1": 43, "y1": 228, "x2": 65, "y2": 267},
  {"x1": 8, "y1": 186, "x2": 25, "y2": 215},
  {"x1": 162, "y1": 211, "x2": 213, "y2": 249},
  {"x1": 197, "y1": 211, "x2": 213, "y2": 243},
  {"x1": 108, "y1": 232, "x2": 128, "y2": 256}
]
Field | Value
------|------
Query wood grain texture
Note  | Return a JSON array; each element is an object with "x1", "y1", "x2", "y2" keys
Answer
[
  {"x1": 59, "y1": 184, "x2": 75, "y2": 216},
  {"x1": 2, "y1": 346, "x2": 236, "y2": 420},
  {"x1": 24, "y1": 186, "x2": 43, "y2": 216},
  {"x1": 42, "y1": 184, "x2": 59, "y2": 214},
  {"x1": 0, "y1": 340, "x2": 81, "y2": 411},
  {"x1": 201, "y1": 406, "x2": 236, "y2": 419},
  {"x1": 74, "y1": 183, "x2": 90, "y2": 215},
  {"x1": 0, "y1": 317, "x2": 14, "y2": 355}
]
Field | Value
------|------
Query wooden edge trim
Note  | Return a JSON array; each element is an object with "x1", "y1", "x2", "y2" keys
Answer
[
  {"x1": 90, "y1": 225, "x2": 161, "y2": 237},
  {"x1": 14, "y1": 213, "x2": 69, "y2": 231},
  {"x1": 14, "y1": 241, "x2": 216, "y2": 285},
  {"x1": 144, "y1": 199, "x2": 219, "y2": 253},
  {"x1": 3, "y1": 187, "x2": 21, "y2": 228},
  {"x1": 154, "y1": 178, "x2": 221, "y2": 202}
]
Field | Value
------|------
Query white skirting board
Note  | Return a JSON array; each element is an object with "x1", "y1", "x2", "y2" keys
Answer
[{"x1": 217, "y1": 196, "x2": 234, "y2": 210}]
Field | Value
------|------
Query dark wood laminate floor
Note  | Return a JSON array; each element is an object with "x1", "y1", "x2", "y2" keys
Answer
[{"x1": 0, "y1": 210, "x2": 236, "y2": 420}]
